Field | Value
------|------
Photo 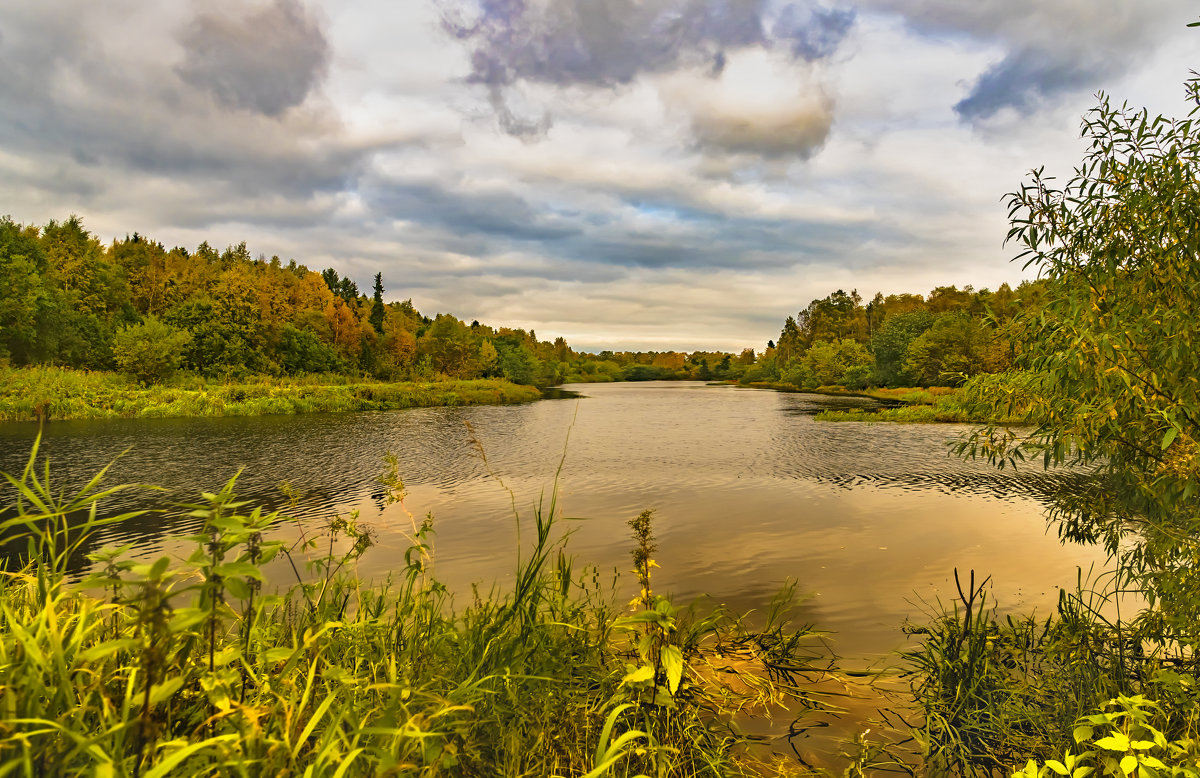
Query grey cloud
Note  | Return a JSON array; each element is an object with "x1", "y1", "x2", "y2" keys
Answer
[
  {"x1": 954, "y1": 47, "x2": 1104, "y2": 121},
  {"x1": 577, "y1": 202, "x2": 900, "y2": 271},
  {"x1": 361, "y1": 170, "x2": 889, "y2": 276},
  {"x1": 176, "y1": 0, "x2": 330, "y2": 117},
  {"x1": 860, "y1": 0, "x2": 1190, "y2": 121},
  {"x1": 485, "y1": 84, "x2": 554, "y2": 140},
  {"x1": 687, "y1": 92, "x2": 833, "y2": 158},
  {"x1": 0, "y1": 1, "x2": 406, "y2": 228},
  {"x1": 365, "y1": 179, "x2": 583, "y2": 243},
  {"x1": 772, "y1": 3, "x2": 856, "y2": 62},
  {"x1": 443, "y1": 0, "x2": 854, "y2": 140},
  {"x1": 445, "y1": 0, "x2": 767, "y2": 89}
]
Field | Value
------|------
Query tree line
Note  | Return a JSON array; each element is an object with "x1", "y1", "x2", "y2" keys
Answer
[
  {"x1": 0, "y1": 215, "x2": 767, "y2": 388},
  {"x1": 0, "y1": 213, "x2": 1051, "y2": 391},
  {"x1": 740, "y1": 280, "x2": 1051, "y2": 390},
  {"x1": 0, "y1": 216, "x2": 589, "y2": 386}
]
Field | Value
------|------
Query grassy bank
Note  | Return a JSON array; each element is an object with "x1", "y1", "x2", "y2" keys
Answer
[
  {"x1": 813, "y1": 387, "x2": 977, "y2": 423},
  {"x1": 734, "y1": 380, "x2": 1023, "y2": 424},
  {"x1": 0, "y1": 366, "x2": 541, "y2": 422},
  {"x1": 0, "y1": 442, "x2": 839, "y2": 776}
]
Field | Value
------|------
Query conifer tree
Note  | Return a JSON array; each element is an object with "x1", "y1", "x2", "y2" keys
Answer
[{"x1": 369, "y1": 272, "x2": 385, "y2": 334}]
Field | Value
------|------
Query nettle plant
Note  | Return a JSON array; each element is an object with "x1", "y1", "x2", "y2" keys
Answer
[
  {"x1": 616, "y1": 509, "x2": 686, "y2": 707},
  {"x1": 1015, "y1": 693, "x2": 1200, "y2": 778}
]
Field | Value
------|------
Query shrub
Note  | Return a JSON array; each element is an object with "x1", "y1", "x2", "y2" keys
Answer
[{"x1": 111, "y1": 316, "x2": 191, "y2": 385}]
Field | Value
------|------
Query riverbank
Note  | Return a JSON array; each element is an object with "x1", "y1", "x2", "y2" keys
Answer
[
  {"x1": 814, "y1": 386, "x2": 975, "y2": 422},
  {"x1": 0, "y1": 366, "x2": 542, "y2": 422},
  {"x1": 735, "y1": 381, "x2": 1021, "y2": 423}
]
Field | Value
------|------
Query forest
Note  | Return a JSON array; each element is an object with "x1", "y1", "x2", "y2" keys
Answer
[
  {"x1": 0, "y1": 216, "x2": 575, "y2": 387},
  {"x1": 0, "y1": 212, "x2": 1048, "y2": 402},
  {"x1": 744, "y1": 280, "x2": 1049, "y2": 391}
]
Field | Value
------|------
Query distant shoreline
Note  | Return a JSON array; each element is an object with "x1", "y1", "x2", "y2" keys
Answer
[{"x1": 0, "y1": 366, "x2": 541, "y2": 423}]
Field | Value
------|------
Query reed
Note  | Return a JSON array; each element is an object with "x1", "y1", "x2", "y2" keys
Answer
[{"x1": 899, "y1": 567, "x2": 1200, "y2": 776}]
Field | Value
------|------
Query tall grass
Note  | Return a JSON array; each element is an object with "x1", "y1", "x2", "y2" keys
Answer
[
  {"x1": 0, "y1": 438, "x2": 836, "y2": 776},
  {"x1": 899, "y1": 567, "x2": 1200, "y2": 776},
  {"x1": 0, "y1": 366, "x2": 540, "y2": 422}
]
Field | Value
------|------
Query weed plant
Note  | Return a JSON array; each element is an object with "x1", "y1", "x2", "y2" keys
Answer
[
  {"x1": 900, "y1": 567, "x2": 1200, "y2": 776},
  {"x1": 0, "y1": 437, "x2": 835, "y2": 776}
]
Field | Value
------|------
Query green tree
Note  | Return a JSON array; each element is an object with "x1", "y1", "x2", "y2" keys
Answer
[
  {"x1": 871, "y1": 310, "x2": 933, "y2": 386},
  {"x1": 369, "y1": 272, "x2": 385, "y2": 334},
  {"x1": 419, "y1": 314, "x2": 473, "y2": 377},
  {"x1": 496, "y1": 342, "x2": 539, "y2": 385},
  {"x1": 478, "y1": 339, "x2": 500, "y2": 377},
  {"x1": 0, "y1": 218, "x2": 52, "y2": 364},
  {"x1": 901, "y1": 313, "x2": 989, "y2": 387},
  {"x1": 785, "y1": 338, "x2": 872, "y2": 388},
  {"x1": 796, "y1": 289, "x2": 867, "y2": 347},
  {"x1": 112, "y1": 316, "x2": 192, "y2": 385},
  {"x1": 275, "y1": 324, "x2": 342, "y2": 375},
  {"x1": 775, "y1": 315, "x2": 802, "y2": 368},
  {"x1": 966, "y1": 73, "x2": 1200, "y2": 641},
  {"x1": 165, "y1": 297, "x2": 262, "y2": 377}
]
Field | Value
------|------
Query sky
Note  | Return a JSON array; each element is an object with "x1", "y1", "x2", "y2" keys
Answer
[{"x1": 1, "y1": 1, "x2": 1196, "y2": 352}]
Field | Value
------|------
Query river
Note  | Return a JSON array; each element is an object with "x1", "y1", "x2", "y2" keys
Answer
[{"x1": 0, "y1": 380, "x2": 1105, "y2": 756}]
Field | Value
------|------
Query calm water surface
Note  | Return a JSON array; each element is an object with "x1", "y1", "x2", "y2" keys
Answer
[{"x1": 0, "y1": 381, "x2": 1104, "y2": 668}]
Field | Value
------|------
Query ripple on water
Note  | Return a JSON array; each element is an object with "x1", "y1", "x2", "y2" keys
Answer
[{"x1": 0, "y1": 381, "x2": 1104, "y2": 668}]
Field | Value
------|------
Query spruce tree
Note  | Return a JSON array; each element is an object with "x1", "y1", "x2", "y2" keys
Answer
[{"x1": 369, "y1": 272, "x2": 385, "y2": 334}]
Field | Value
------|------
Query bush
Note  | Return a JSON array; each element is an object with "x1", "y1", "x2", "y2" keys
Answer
[{"x1": 111, "y1": 316, "x2": 191, "y2": 385}]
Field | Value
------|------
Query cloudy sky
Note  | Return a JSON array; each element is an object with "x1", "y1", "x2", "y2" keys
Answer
[{"x1": 1, "y1": 1, "x2": 1196, "y2": 351}]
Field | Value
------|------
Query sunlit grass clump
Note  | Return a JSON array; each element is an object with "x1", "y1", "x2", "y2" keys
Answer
[{"x1": 0, "y1": 440, "x2": 834, "y2": 777}]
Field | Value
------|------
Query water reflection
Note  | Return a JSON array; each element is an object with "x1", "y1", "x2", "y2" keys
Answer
[{"x1": 0, "y1": 382, "x2": 1106, "y2": 667}]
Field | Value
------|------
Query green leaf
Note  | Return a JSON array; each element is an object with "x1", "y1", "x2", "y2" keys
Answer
[
  {"x1": 143, "y1": 736, "x2": 237, "y2": 778},
  {"x1": 1045, "y1": 759, "x2": 1070, "y2": 775},
  {"x1": 1094, "y1": 733, "x2": 1130, "y2": 751},
  {"x1": 620, "y1": 665, "x2": 654, "y2": 686},
  {"x1": 150, "y1": 556, "x2": 171, "y2": 580},
  {"x1": 1119, "y1": 755, "x2": 1137, "y2": 775},
  {"x1": 148, "y1": 677, "x2": 184, "y2": 706},
  {"x1": 224, "y1": 577, "x2": 251, "y2": 600},
  {"x1": 263, "y1": 647, "x2": 295, "y2": 664},
  {"x1": 614, "y1": 611, "x2": 665, "y2": 627},
  {"x1": 1073, "y1": 725, "x2": 1095, "y2": 744},
  {"x1": 660, "y1": 645, "x2": 684, "y2": 694},
  {"x1": 592, "y1": 703, "x2": 635, "y2": 770},
  {"x1": 1013, "y1": 759, "x2": 1039, "y2": 778},
  {"x1": 80, "y1": 639, "x2": 140, "y2": 663},
  {"x1": 215, "y1": 561, "x2": 264, "y2": 580},
  {"x1": 1161, "y1": 427, "x2": 1179, "y2": 450},
  {"x1": 169, "y1": 607, "x2": 209, "y2": 633}
]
